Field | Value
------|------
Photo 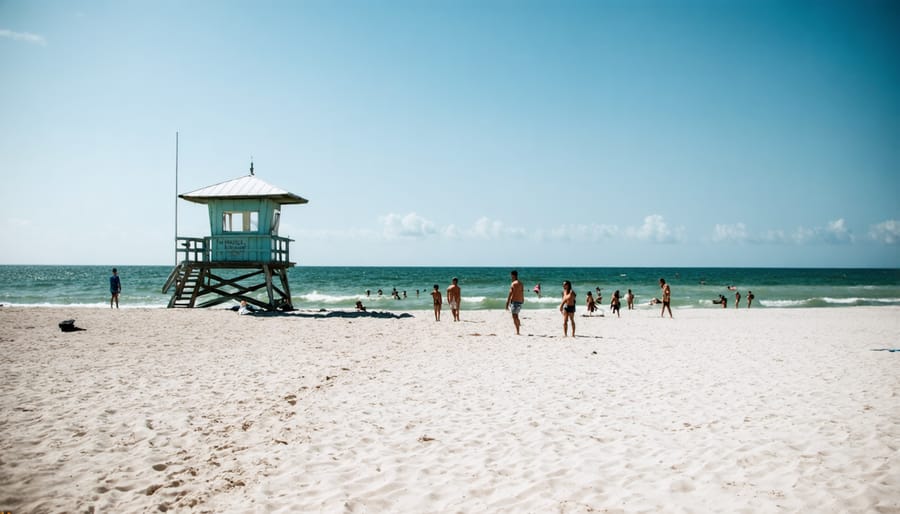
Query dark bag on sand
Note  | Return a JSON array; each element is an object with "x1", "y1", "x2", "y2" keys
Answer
[{"x1": 59, "y1": 319, "x2": 77, "y2": 332}]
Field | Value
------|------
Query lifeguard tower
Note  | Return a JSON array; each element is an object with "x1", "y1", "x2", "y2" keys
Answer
[{"x1": 162, "y1": 164, "x2": 308, "y2": 310}]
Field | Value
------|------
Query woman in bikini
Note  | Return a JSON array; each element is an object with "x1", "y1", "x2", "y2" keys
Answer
[{"x1": 431, "y1": 284, "x2": 442, "y2": 321}]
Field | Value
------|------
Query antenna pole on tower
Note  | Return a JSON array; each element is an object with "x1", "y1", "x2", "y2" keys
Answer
[{"x1": 175, "y1": 131, "x2": 179, "y2": 265}]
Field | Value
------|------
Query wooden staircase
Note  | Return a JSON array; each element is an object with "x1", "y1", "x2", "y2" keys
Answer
[
  {"x1": 163, "y1": 263, "x2": 203, "y2": 308},
  {"x1": 162, "y1": 261, "x2": 294, "y2": 311}
]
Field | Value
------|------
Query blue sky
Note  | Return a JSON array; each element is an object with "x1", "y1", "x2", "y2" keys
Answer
[{"x1": 2, "y1": 0, "x2": 898, "y2": 267}]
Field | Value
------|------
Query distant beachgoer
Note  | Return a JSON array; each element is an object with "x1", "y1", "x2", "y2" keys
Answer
[
  {"x1": 377, "y1": 289, "x2": 383, "y2": 296},
  {"x1": 431, "y1": 284, "x2": 442, "y2": 321},
  {"x1": 611, "y1": 290, "x2": 621, "y2": 317},
  {"x1": 447, "y1": 277, "x2": 461, "y2": 322},
  {"x1": 747, "y1": 291, "x2": 755, "y2": 308},
  {"x1": 366, "y1": 289, "x2": 371, "y2": 297},
  {"x1": 650, "y1": 298, "x2": 661, "y2": 305},
  {"x1": 626, "y1": 289, "x2": 635, "y2": 310},
  {"x1": 534, "y1": 283, "x2": 542, "y2": 299},
  {"x1": 586, "y1": 291, "x2": 596, "y2": 315},
  {"x1": 659, "y1": 278, "x2": 673, "y2": 318},
  {"x1": 238, "y1": 300, "x2": 256, "y2": 315},
  {"x1": 715, "y1": 294, "x2": 727, "y2": 308},
  {"x1": 356, "y1": 300, "x2": 366, "y2": 312},
  {"x1": 506, "y1": 270, "x2": 525, "y2": 335},
  {"x1": 735, "y1": 290, "x2": 741, "y2": 309},
  {"x1": 595, "y1": 287, "x2": 602, "y2": 305},
  {"x1": 559, "y1": 280, "x2": 576, "y2": 337},
  {"x1": 109, "y1": 268, "x2": 122, "y2": 309}
]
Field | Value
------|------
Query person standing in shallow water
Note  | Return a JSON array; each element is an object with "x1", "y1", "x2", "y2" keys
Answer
[
  {"x1": 506, "y1": 270, "x2": 525, "y2": 335},
  {"x1": 109, "y1": 268, "x2": 122, "y2": 309},
  {"x1": 559, "y1": 280, "x2": 576, "y2": 337},
  {"x1": 659, "y1": 277, "x2": 673, "y2": 318}
]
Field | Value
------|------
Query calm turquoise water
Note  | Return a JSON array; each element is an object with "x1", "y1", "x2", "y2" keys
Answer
[{"x1": 1, "y1": 265, "x2": 898, "y2": 311}]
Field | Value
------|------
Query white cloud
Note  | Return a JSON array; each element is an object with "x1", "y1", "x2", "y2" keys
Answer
[
  {"x1": 712, "y1": 223, "x2": 749, "y2": 243},
  {"x1": 467, "y1": 217, "x2": 527, "y2": 240},
  {"x1": 721, "y1": 219, "x2": 854, "y2": 245},
  {"x1": 6, "y1": 217, "x2": 33, "y2": 229},
  {"x1": 823, "y1": 218, "x2": 853, "y2": 243},
  {"x1": 626, "y1": 215, "x2": 683, "y2": 243},
  {"x1": 869, "y1": 219, "x2": 900, "y2": 244},
  {"x1": 758, "y1": 229, "x2": 789, "y2": 244},
  {"x1": 0, "y1": 29, "x2": 47, "y2": 46},
  {"x1": 442, "y1": 224, "x2": 462, "y2": 239},
  {"x1": 539, "y1": 223, "x2": 619, "y2": 242},
  {"x1": 379, "y1": 212, "x2": 437, "y2": 239},
  {"x1": 787, "y1": 219, "x2": 853, "y2": 244}
]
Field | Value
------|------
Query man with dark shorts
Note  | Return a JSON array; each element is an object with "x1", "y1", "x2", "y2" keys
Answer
[
  {"x1": 110, "y1": 268, "x2": 122, "y2": 309},
  {"x1": 506, "y1": 270, "x2": 525, "y2": 335}
]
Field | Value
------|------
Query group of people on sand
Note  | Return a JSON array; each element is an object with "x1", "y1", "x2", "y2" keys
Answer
[
  {"x1": 427, "y1": 278, "x2": 462, "y2": 322},
  {"x1": 362, "y1": 272, "x2": 754, "y2": 332},
  {"x1": 505, "y1": 271, "x2": 675, "y2": 337}
]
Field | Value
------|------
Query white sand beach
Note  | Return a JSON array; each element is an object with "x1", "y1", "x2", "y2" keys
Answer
[{"x1": 1, "y1": 306, "x2": 898, "y2": 513}]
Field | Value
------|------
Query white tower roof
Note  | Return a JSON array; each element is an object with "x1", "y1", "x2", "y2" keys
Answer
[{"x1": 180, "y1": 174, "x2": 308, "y2": 205}]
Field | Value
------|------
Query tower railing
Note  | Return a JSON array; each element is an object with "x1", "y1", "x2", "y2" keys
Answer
[
  {"x1": 176, "y1": 237, "x2": 208, "y2": 262},
  {"x1": 175, "y1": 236, "x2": 293, "y2": 263}
]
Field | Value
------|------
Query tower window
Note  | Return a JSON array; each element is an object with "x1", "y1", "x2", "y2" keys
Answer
[{"x1": 222, "y1": 211, "x2": 259, "y2": 232}]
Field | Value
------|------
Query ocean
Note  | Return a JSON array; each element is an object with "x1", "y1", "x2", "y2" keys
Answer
[{"x1": 1, "y1": 265, "x2": 898, "y2": 311}]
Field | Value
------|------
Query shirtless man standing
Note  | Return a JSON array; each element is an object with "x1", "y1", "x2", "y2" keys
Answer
[
  {"x1": 505, "y1": 270, "x2": 525, "y2": 335},
  {"x1": 447, "y1": 277, "x2": 461, "y2": 322}
]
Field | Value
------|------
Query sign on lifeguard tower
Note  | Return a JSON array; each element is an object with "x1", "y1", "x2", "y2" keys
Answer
[{"x1": 162, "y1": 164, "x2": 307, "y2": 310}]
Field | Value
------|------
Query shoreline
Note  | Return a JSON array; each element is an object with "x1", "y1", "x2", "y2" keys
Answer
[
  {"x1": 3, "y1": 265, "x2": 898, "y2": 312},
  {"x1": 3, "y1": 301, "x2": 900, "y2": 311},
  {"x1": 2, "y1": 306, "x2": 898, "y2": 513}
]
